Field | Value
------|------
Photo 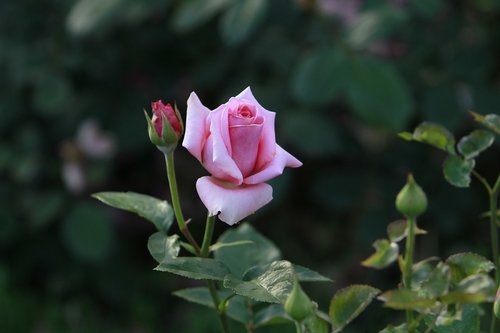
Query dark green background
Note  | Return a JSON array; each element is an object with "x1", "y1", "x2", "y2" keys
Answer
[{"x1": 1, "y1": 0, "x2": 499, "y2": 331}]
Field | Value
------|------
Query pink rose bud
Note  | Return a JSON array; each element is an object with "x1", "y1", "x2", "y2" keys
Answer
[
  {"x1": 182, "y1": 87, "x2": 302, "y2": 225},
  {"x1": 144, "y1": 100, "x2": 183, "y2": 153}
]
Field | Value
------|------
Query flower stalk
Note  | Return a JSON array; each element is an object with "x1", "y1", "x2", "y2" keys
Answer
[
  {"x1": 403, "y1": 216, "x2": 416, "y2": 331},
  {"x1": 165, "y1": 152, "x2": 201, "y2": 255}
]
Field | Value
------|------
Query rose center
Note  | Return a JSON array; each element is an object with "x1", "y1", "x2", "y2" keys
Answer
[{"x1": 238, "y1": 105, "x2": 253, "y2": 118}]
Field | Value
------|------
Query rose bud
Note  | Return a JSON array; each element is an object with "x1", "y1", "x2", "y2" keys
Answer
[
  {"x1": 396, "y1": 174, "x2": 428, "y2": 218},
  {"x1": 182, "y1": 87, "x2": 302, "y2": 225},
  {"x1": 144, "y1": 100, "x2": 183, "y2": 153},
  {"x1": 284, "y1": 279, "x2": 314, "y2": 322}
]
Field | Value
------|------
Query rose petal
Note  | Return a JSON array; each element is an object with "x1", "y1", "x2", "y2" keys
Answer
[
  {"x1": 230, "y1": 122, "x2": 263, "y2": 177},
  {"x1": 182, "y1": 92, "x2": 210, "y2": 161},
  {"x1": 202, "y1": 135, "x2": 241, "y2": 183},
  {"x1": 244, "y1": 145, "x2": 302, "y2": 185},
  {"x1": 207, "y1": 107, "x2": 243, "y2": 184},
  {"x1": 234, "y1": 87, "x2": 277, "y2": 170},
  {"x1": 196, "y1": 176, "x2": 273, "y2": 225}
]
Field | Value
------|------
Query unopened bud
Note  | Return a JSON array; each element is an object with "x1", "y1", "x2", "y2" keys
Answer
[
  {"x1": 396, "y1": 174, "x2": 428, "y2": 218},
  {"x1": 284, "y1": 279, "x2": 314, "y2": 322},
  {"x1": 144, "y1": 101, "x2": 183, "y2": 153}
]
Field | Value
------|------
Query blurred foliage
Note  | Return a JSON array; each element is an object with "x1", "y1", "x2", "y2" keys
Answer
[{"x1": 1, "y1": 0, "x2": 499, "y2": 332}]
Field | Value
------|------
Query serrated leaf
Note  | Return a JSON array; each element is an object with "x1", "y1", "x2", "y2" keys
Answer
[
  {"x1": 155, "y1": 257, "x2": 229, "y2": 281},
  {"x1": 293, "y1": 265, "x2": 332, "y2": 282},
  {"x1": 361, "y1": 239, "x2": 399, "y2": 269},
  {"x1": 387, "y1": 219, "x2": 427, "y2": 243},
  {"x1": 443, "y1": 155, "x2": 475, "y2": 188},
  {"x1": 424, "y1": 304, "x2": 480, "y2": 333},
  {"x1": 470, "y1": 112, "x2": 500, "y2": 135},
  {"x1": 441, "y1": 274, "x2": 495, "y2": 304},
  {"x1": 446, "y1": 253, "x2": 494, "y2": 284},
  {"x1": 244, "y1": 263, "x2": 331, "y2": 283},
  {"x1": 223, "y1": 260, "x2": 295, "y2": 303},
  {"x1": 220, "y1": 0, "x2": 267, "y2": 46},
  {"x1": 378, "y1": 289, "x2": 436, "y2": 310},
  {"x1": 214, "y1": 223, "x2": 281, "y2": 278},
  {"x1": 412, "y1": 257, "x2": 440, "y2": 286},
  {"x1": 329, "y1": 285, "x2": 380, "y2": 333},
  {"x1": 411, "y1": 122, "x2": 456, "y2": 154},
  {"x1": 147, "y1": 232, "x2": 179, "y2": 263},
  {"x1": 420, "y1": 262, "x2": 450, "y2": 297},
  {"x1": 173, "y1": 287, "x2": 251, "y2": 324},
  {"x1": 92, "y1": 191, "x2": 173, "y2": 232},
  {"x1": 457, "y1": 130, "x2": 495, "y2": 159}
]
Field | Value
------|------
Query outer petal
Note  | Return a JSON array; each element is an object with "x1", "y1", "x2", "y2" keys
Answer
[
  {"x1": 182, "y1": 92, "x2": 210, "y2": 161},
  {"x1": 208, "y1": 107, "x2": 243, "y2": 184},
  {"x1": 244, "y1": 145, "x2": 302, "y2": 185},
  {"x1": 196, "y1": 176, "x2": 273, "y2": 225}
]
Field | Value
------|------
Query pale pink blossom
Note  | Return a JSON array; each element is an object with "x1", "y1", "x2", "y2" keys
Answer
[{"x1": 182, "y1": 87, "x2": 301, "y2": 225}]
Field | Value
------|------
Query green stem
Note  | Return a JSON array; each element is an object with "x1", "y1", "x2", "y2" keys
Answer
[
  {"x1": 164, "y1": 152, "x2": 201, "y2": 255},
  {"x1": 403, "y1": 216, "x2": 417, "y2": 332},
  {"x1": 201, "y1": 214, "x2": 230, "y2": 333},
  {"x1": 490, "y1": 174, "x2": 500, "y2": 333},
  {"x1": 294, "y1": 321, "x2": 304, "y2": 333},
  {"x1": 201, "y1": 215, "x2": 216, "y2": 256}
]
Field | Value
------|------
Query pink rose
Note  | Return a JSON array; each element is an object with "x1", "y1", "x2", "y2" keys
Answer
[{"x1": 182, "y1": 87, "x2": 302, "y2": 225}]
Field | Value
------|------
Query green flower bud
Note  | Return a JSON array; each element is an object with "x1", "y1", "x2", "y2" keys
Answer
[
  {"x1": 144, "y1": 101, "x2": 183, "y2": 154},
  {"x1": 284, "y1": 279, "x2": 314, "y2": 322},
  {"x1": 396, "y1": 174, "x2": 428, "y2": 218}
]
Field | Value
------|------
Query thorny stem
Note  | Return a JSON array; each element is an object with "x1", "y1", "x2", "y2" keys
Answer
[
  {"x1": 403, "y1": 216, "x2": 417, "y2": 332},
  {"x1": 164, "y1": 152, "x2": 201, "y2": 255}
]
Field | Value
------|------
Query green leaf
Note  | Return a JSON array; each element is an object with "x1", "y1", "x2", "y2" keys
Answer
[
  {"x1": 171, "y1": 0, "x2": 228, "y2": 33},
  {"x1": 346, "y1": 6, "x2": 407, "y2": 49},
  {"x1": 147, "y1": 232, "x2": 179, "y2": 263},
  {"x1": 62, "y1": 203, "x2": 114, "y2": 263},
  {"x1": 378, "y1": 289, "x2": 436, "y2": 310},
  {"x1": 420, "y1": 262, "x2": 450, "y2": 297},
  {"x1": 173, "y1": 287, "x2": 251, "y2": 324},
  {"x1": 412, "y1": 257, "x2": 440, "y2": 286},
  {"x1": 223, "y1": 260, "x2": 295, "y2": 303},
  {"x1": 470, "y1": 112, "x2": 500, "y2": 135},
  {"x1": 244, "y1": 263, "x2": 331, "y2": 283},
  {"x1": 409, "y1": 122, "x2": 457, "y2": 154},
  {"x1": 457, "y1": 130, "x2": 495, "y2": 159},
  {"x1": 219, "y1": 0, "x2": 267, "y2": 46},
  {"x1": 254, "y1": 304, "x2": 292, "y2": 327},
  {"x1": 214, "y1": 223, "x2": 281, "y2": 278},
  {"x1": 155, "y1": 257, "x2": 230, "y2": 281},
  {"x1": 387, "y1": 219, "x2": 427, "y2": 243},
  {"x1": 209, "y1": 240, "x2": 254, "y2": 252},
  {"x1": 361, "y1": 239, "x2": 399, "y2": 269},
  {"x1": 379, "y1": 323, "x2": 408, "y2": 333},
  {"x1": 442, "y1": 155, "x2": 475, "y2": 188},
  {"x1": 293, "y1": 265, "x2": 332, "y2": 283},
  {"x1": 424, "y1": 304, "x2": 480, "y2": 333},
  {"x1": 446, "y1": 253, "x2": 494, "y2": 283},
  {"x1": 329, "y1": 285, "x2": 380, "y2": 333},
  {"x1": 92, "y1": 191, "x2": 174, "y2": 233},
  {"x1": 347, "y1": 58, "x2": 413, "y2": 132},
  {"x1": 441, "y1": 274, "x2": 495, "y2": 304},
  {"x1": 304, "y1": 314, "x2": 330, "y2": 333},
  {"x1": 292, "y1": 48, "x2": 347, "y2": 105}
]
